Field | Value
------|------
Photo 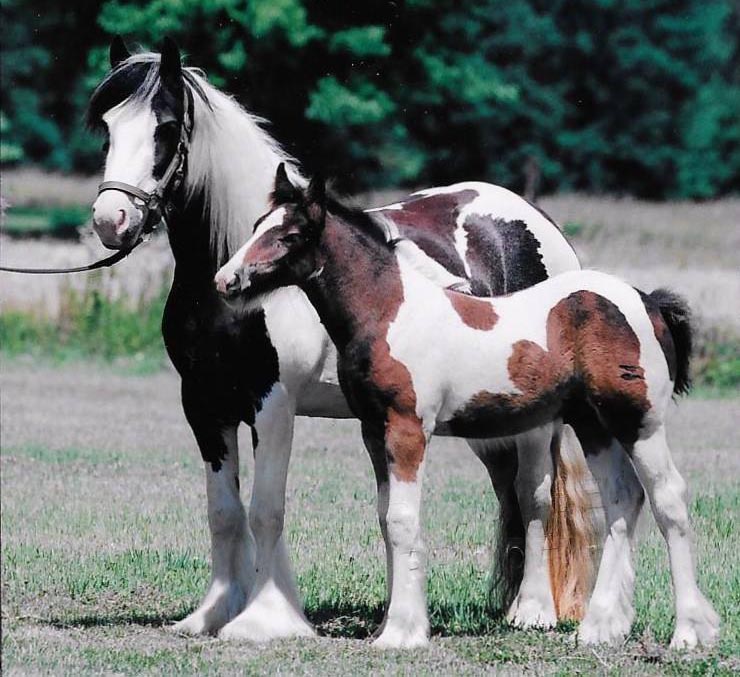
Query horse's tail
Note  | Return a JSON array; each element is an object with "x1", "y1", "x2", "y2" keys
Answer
[
  {"x1": 546, "y1": 424, "x2": 597, "y2": 620},
  {"x1": 648, "y1": 288, "x2": 693, "y2": 395}
]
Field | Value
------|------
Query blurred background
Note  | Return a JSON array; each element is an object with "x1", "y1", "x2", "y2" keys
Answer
[
  {"x1": 0, "y1": 0, "x2": 738, "y2": 390},
  {"x1": 3, "y1": 0, "x2": 739, "y2": 195}
]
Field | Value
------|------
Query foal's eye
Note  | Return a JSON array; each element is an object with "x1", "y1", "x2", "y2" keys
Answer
[
  {"x1": 101, "y1": 140, "x2": 110, "y2": 153},
  {"x1": 279, "y1": 233, "x2": 303, "y2": 246}
]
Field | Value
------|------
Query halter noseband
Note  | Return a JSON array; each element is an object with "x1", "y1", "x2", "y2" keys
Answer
[{"x1": 96, "y1": 87, "x2": 194, "y2": 237}]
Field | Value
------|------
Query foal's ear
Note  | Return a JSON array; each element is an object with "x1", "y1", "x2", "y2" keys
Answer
[
  {"x1": 305, "y1": 174, "x2": 326, "y2": 227},
  {"x1": 272, "y1": 163, "x2": 301, "y2": 205},
  {"x1": 109, "y1": 35, "x2": 131, "y2": 68},
  {"x1": 159, "y1": 37, "x2": 183, "y2": 95}
]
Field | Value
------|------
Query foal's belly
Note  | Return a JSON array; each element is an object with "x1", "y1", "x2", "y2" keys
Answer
[{"x1": 436, "y1": 393, "x2": 565, "y2": 439}]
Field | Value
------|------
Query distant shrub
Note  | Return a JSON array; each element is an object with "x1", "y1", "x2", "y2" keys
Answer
[
  {"x1": 0, "y1": 284, "x2": 168, "y2": 370},
  {"x1": 693, "y1": 331, "x2": 740, "y2": 394}
]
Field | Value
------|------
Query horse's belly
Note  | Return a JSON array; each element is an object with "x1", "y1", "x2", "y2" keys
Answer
[{"x1": 296, "y1": 381, "x2": 354, "y2": 418}]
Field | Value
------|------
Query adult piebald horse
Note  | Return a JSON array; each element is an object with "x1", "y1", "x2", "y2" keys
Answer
[
  {"x1": 216, "y1": 168, "x2": 719, "y2": 649},
  {"x1": 89, "y1": 37, "x2": 639, "y2": 644}
]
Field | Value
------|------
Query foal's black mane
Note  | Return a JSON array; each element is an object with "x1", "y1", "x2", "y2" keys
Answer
[
  {"x1": 86, "y1": 54, "x2": 211, "y2": 131},
  {"x1": 328, "y1": 194, "x2": 395, "y2": 248}
]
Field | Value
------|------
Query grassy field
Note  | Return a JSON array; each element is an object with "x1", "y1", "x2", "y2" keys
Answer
[{"x1": 1, "y1": 363, "x2": 738, "y2": 675}]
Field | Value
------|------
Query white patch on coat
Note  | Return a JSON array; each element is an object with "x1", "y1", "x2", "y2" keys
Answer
[{"x1": 214, "y1": 207, "x2": 287, "y2": 289}]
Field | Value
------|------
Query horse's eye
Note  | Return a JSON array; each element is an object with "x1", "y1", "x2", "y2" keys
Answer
[
  {"x1": 155, "y1": 122, "x2": 179, "y2": 142},
  {"x1": 101, "y1": 139, "x2": 110, "y2": 153},
  {"x1": 280, "y1": 233, "x2": 303, "y2": 246}
]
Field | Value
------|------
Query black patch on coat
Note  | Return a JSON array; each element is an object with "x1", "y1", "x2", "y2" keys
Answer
[
  {"x1": 161, "y1": 191, "x2": 280, "y2": 471},
  {"x1": 464, "y1": 216, "x2": 548, "y2": 296}
]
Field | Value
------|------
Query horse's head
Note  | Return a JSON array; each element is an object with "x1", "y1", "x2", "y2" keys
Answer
[
  {"x1": 89, "y1": 37, "x2": 189, "y2": 249},
  {"x1": 215, "y1": 164, "x2": 326, "y2": 299}
]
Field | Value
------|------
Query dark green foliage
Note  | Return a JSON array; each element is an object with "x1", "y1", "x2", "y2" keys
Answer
[{"x1": 1, "y1": 0, "x2": 738, "y2": 197}]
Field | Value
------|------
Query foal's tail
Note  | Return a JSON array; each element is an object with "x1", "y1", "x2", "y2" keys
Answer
[
  {"x1": 546, "y1": 425, "x2": 597, "y2": 620},
  {"x1": 648, "y1": 288, "x2": 693, "y2": 395}
]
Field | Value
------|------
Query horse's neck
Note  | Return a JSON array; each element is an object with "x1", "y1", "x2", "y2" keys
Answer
[
  {"x1": 301, "y1": 216, "x2": 402, "y2": 350},
  {"x1": 164, "y1": 190, "x2": 216, "y2": 286}
]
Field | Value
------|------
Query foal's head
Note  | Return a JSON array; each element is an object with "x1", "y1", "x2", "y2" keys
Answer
[
  {"x1": 215, "y1": 164, "x2": 327, "y2": 299},
  {"x1": 88, "y1": 37, "x2": 192, "y2": 249}
]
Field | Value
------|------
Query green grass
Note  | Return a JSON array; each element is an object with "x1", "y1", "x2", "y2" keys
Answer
[{"x1": 2, "y1": 388, "x2": 738, "y2": 675}]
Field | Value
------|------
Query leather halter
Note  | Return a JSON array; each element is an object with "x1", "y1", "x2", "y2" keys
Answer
[
  {"x1": 96, "y1": 87, "x2": 194, "y2": 239},
  {"x1": 0, "y1": 90, "x2": 194, "y2": 274}
]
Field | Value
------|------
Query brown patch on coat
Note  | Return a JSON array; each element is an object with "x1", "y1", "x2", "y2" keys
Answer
[
  {"x1": 448, "y1": 291, "x2": 650, "y2": 444},
  {"x1": 377, "y1": 190, "x2": 479, "y2": 280},
  {"x1": 444, "y1": 290, "x2": 498, "y2": 330}
]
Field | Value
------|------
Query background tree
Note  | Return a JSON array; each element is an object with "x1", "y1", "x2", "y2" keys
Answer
[{"x1": 1, "y1": 0, "x2": 738, "y2": 198}]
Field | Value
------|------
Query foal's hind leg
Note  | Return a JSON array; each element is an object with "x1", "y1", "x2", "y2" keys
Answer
[
  {"x1": 507, "y1": 424, "x2": 558, "y2": 628},
  {"x1": 579, "y1": 436, "x2": 643, "y2": 645},
  {"x1": 173, "y1": 423, "x2": 254, "y2": 635},
  {"x1": 220, "y1": 383, "x2": 314, "y2": 640},
  {"x1": 629, "y1": 425, "x2": 719, "y2": 648}
]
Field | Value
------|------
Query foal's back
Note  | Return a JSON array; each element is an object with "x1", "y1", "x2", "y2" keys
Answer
[{"x1": 388, "y1": 266, "x2": 666, "y2": 437}]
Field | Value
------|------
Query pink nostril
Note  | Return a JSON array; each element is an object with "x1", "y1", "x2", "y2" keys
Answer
[{"x1": 116, "y1": 209, "x2": 126, "y2": 227}]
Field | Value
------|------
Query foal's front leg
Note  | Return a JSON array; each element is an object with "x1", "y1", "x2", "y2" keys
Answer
[
  {"x1": 220, "y1": 383, "x2": 314, "y2": 640},
  {"x1": 507, "y1": 424, "x2": 558, "y2": 628},
  {"x1": 173, "y1": 423, "x2": 254, "y2": 635},
  {"x1": 364, "y1": 416, "x2": 431, "y2": 649}
]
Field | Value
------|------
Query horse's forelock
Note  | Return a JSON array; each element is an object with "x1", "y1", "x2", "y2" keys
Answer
[{"x1": 86, "y1": 53, "x2": 212, "y2": 131}]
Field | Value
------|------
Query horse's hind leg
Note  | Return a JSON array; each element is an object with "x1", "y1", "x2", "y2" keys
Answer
[
  {"x1": 173, "y1": 421, "x2": 253, "y2": 636},
  {"x1": 629, "y1": 424, "x2": 719, "y2": 648},
  {"x1": 220, "y1": 383, "x2": 314, "y2": 640},
  {"x1": 507, "y1": 423, "x2": 558, "y2": 628},
  {"x1": 578, "y1": 434, "x2": 643, "y2": 645},
  {"x1": 467, "y1": 438, "x2": 524, "y2": 614}
]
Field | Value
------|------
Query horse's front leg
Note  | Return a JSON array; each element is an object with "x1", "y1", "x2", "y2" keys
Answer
[
  {"x1": 219, "y1": 383, "x2": 314, "y2": 640},
  {"x1": 173, "y1": 419, "x2": 253, "y2": 635},
  {"x1": 506, "y1": 423, "x2": 558, "y2": 628},
  {"x1": 365, "y1": 416, "x2": 430, "y2": 649}
]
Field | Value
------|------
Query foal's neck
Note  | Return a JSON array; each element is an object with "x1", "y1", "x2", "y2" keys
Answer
[{"x1": 301, "y1": 214, "x2": 402, "y2": 351}]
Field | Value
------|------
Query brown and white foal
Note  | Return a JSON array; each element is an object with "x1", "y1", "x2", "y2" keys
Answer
[{"x1": 215, "y1": 167, "x2": 719, "y2": 649}]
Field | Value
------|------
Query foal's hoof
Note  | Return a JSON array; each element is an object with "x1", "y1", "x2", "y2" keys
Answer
[
  {"x1": 669, "y1": 599, "x2": 720, "y2": 650},
  {"x1": 506, "y1": 595, "x2": 557, "y2": 629}
]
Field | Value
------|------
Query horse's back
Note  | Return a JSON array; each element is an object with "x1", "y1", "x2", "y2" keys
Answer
[{"x1": 372, "y1": 181, "x2": 580, "y2": 295}]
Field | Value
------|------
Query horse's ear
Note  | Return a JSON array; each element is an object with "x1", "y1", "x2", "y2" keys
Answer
[
  {"x1": 272, "y1": 163, "x2": 300, "y2": 205},
  {"x1": 305, "y1": 173, "x2": 326, "y2": 227},
  {"x1": 109, "y1": 35, "x2": 131, "y2": 68},
  {"x1": 159, "y1": 37, "x2": 183, "y2": 95}
]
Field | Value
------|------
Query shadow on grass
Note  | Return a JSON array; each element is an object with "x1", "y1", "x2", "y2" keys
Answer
[
  {"x1": 306, "y1": 600, "x2": 527, "y2": 640},
  {"x1": 40, "y1": 601, "x2": 571, "y2": 641},
  {"x1": 42, "y1": 609, "x2": 189, "y2": 630}
]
